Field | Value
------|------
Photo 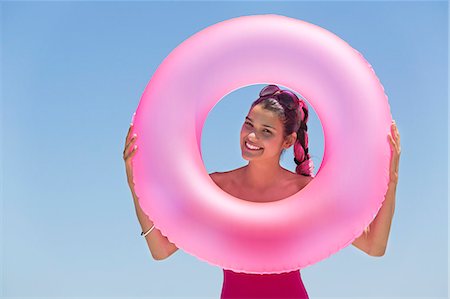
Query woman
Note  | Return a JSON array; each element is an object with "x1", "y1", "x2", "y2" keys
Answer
[{"x1": 123, "y1": 84, "x2": 401, "y2": 298}]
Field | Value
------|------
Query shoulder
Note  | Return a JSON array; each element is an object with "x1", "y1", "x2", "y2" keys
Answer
[
  {"x1": 290, "y1": 172, "x2": 314, "y2": 191},
  {"x1": 209, "y1": 171, "x2": 222, "y2": 185},
  {"x1": 209, "y1": 167, "x2": 243, "y2": 187},
  {"x1": 209, "y1": 171, "x2": 228, "y2": 188},
  {"x1": 209, "y1": 171, "x2": 230, "y2": 191}
]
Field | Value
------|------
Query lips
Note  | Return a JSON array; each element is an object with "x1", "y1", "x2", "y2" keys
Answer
[{"x1": 245, "y1": 140, "x2": 263, "y2": 150}]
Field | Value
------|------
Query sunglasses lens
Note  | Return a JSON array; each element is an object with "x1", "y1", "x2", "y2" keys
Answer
[
  {"x1": 259, "y1": 86, "x2": 299, "y2": 110},
  {"x1": 278, "y1": 91, "x2": 299, "y2": 110},
  {"x1": 259, "y1": 85, "x2": 280, "y2": 97}
]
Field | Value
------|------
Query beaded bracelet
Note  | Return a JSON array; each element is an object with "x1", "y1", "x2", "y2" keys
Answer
[{"x1": 141, "y1": 224, "x2": 155, "y2": 237}]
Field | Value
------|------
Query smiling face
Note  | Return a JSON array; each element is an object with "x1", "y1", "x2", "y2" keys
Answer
[{"x1": 240, "y1": 104, "x2": 296, "y2": 162}]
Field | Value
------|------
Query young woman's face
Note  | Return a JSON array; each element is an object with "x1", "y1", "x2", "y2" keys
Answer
[{"x1": 240, "y1": 104, "x2": 295, "y2": 162}]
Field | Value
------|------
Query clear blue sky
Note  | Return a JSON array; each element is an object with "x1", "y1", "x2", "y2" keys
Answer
[{"x1": 1, "y1": 1, "x2": 448, "y2": 298}]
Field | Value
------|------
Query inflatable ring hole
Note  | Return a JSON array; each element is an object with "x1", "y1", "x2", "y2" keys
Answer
[{"x1": 201, "y1": 84, "x2": 325, "y2": 203}]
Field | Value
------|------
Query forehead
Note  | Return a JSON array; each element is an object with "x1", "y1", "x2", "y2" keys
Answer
[{"x1": 247, "y1": 104, "x2": 282, "y2": 128}]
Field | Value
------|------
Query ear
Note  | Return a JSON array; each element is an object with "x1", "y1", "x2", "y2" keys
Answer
[{"x1": 283, "y1": 132, "x2": 297, "y2": 149}]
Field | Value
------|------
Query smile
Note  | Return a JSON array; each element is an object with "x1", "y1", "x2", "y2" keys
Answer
[{"x1": 245, "y1": 141, "x2": 263, "y2": 150}]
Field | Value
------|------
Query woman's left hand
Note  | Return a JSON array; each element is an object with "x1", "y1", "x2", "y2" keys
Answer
[{"x1": 387, "y1": 120, "x2": 401, "y2": 186}]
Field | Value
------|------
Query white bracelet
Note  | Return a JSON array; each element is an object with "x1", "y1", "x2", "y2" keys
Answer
[{"x1": 141, "y1": 224, "x2": 155, "y2": 237}]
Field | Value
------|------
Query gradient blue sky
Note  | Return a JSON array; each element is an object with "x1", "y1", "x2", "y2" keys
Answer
[{"x1": 1, "y1": 1, "x2": 448, "y2": 298}]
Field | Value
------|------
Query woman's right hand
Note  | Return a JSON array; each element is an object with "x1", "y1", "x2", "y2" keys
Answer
[{"x1": 123, "y1": 124, "x2": 138, "y2": 189}]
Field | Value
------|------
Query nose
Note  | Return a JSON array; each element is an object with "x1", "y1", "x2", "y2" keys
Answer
[{"x1": 247, "y1": 131, "x2": 258, "y2": 141}]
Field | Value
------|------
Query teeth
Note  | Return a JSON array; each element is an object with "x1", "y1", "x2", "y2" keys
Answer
[{"x1": 246, "y1": 142, "x2": 262, "y2": 150}]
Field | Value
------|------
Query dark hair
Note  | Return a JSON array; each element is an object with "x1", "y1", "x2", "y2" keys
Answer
[{"x1": 250, "y1": 84, "x2": 314, "y2": 177}]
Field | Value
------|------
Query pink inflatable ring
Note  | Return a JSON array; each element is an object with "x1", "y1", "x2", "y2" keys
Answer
[{"x1": 131, "y1": 14, "x2": 392, "y2": 274}]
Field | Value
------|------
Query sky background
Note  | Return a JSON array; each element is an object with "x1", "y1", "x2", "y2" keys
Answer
[{"x1": 1, "y1": 1, "x2": 448, "y2": 298}]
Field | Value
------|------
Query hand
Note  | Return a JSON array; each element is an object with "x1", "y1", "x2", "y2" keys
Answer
[
  {"x1": 123, "y1": 124, "x2": 138, "y2": 189},
  {"x1": 387, "y1": 120, "x2": 401, "y2": 186}
]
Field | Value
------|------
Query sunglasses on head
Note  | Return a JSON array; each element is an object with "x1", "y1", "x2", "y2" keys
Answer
[{"x1": 259, "y1": 85, "x2": 299, "y2": 111}]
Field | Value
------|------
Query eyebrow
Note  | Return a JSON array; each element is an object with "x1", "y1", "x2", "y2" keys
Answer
[{"x1": 245, "y1": 116, "x2": 276, "y2": 130}]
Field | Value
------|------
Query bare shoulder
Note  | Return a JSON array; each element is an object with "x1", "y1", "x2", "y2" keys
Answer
[
  {"x1": 209, "y1": 171, "x2": 226, "y2": 189},
  {"x1": 209, "y1": 171, "x2": 226, "y2": 185},
  {"x1": 209, "y1": 171, "x2": 219, "y2": 182},
  {"x1": 292, "y1": 172, "x2": 314, "y2": 191},
  {"x1": 209, "y1": 167, "x2": 243, "y2": 188}
]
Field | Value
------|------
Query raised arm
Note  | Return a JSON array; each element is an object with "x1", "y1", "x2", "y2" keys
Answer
[
  {"x1": 123, "y1": 123, "x2": 178, "y2": 260},
  {"x1": 352, "y1": 121, "x2": 400, "y2": 256}
]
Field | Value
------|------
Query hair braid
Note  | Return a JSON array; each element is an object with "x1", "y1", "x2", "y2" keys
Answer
[{"x1": 293, "y1": 104, "x2": 314, "y2": 177}]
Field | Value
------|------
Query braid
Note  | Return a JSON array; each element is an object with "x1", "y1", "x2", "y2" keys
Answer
[{"x1": 293, "y1": 104, "x2": 315, "y2": 177}]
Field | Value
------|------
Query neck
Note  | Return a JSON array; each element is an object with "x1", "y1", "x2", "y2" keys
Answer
[{"x1": 242, "y1": 158, "x2": 286, "y2": 190}]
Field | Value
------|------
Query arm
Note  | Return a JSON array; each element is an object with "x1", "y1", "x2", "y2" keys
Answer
[
  {"x1": 367, "y1": 182, "x2": 397, "y2": 256},
  {"x1": 132, "y1": 171, "x2": 220, "y2": 260},
  {"x1": 123, "y1": 123, "x2": 178, "y2": 261},
  {"x1": 352, "y1": 121, "x2": 401, "y2": 257},
  {"x1": 352, "y1": 181, "x2": 397, "y2": 256},
  {"x1": 131, "y1": 187, "x2": 179, "y2": 260},
  {"x1": 351, "y1": 225, "x2": 372, "y2": 255}
]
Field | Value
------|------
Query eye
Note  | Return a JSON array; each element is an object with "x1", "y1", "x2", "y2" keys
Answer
[{"x1": 245, "y1": 121, "x2": 272, "y2": 134}]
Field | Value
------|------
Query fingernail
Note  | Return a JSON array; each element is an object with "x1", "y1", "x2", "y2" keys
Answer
[
  {"x1": 133, "y1": 133, "x2": 137, "y2": 138},
  {"x1": 131, "y1": 112, "x2": 136, "y2": 125}
]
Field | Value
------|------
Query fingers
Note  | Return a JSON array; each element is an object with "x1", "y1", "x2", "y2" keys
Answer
[
  {"x1": 388, "y1": 132, "x2": 400, "y2": 179},
  {"x1": 123, "y1": 132, "x2": 138, "y2": 160},
  {"x1": 388, "y1": 133, "x2": 394, "y2": 149},
  {"x1": 391, "y1": 120, "x2": 401, "y2": 152},
  {"x1": 389, "y1": 134, "x2": 399, "y2": 162},
  {"x1": 395, "y1": 126, "x2": 401, "y2": 153},
  {"x1": 391, "y1": 120, "x2": 400, "y2": 143},
  {"x1": 123, "y1": 134, "x2": 137, "y2": 157},
  {"x1": 125, "y1": 123, "x2": 134, "y2": 145},
  {"x1": 388, "y1": 133, "x2": 397, "y2": 152},
  {"x1": 388, "y1": 135, "x2": 397, "y2": 179},
  {"x1": 388, "y1": 120, "x2": 401, "y2": 182},
  {"x1": 124, "y1": 142, "x2": 138, "y2": 161}
]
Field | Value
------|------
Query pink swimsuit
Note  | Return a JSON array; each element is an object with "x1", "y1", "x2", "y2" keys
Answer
[{"x1": 221, "y1": 269, "x2": 309, "y2": 299}]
